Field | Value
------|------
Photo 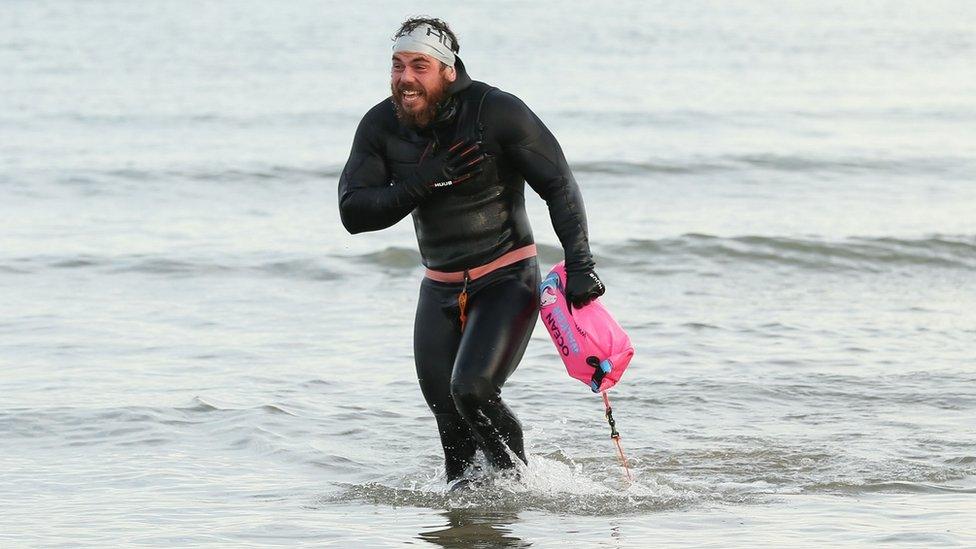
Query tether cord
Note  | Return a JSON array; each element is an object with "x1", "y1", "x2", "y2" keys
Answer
[
  {"x1": 601, "y1": 391, "x2": 633, "y2": 482},
  {"x1": 458, "y1": 270, "x2": 469, "y2": 331}
]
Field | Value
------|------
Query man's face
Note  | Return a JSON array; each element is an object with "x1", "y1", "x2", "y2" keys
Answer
[{"x1": 391, "y1": 51, "x2": 456, "y2": 128}]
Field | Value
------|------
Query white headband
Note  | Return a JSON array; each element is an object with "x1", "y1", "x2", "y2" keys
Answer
[{"x1": 392, "y1": 24, "x2": 456, "y2": 68}]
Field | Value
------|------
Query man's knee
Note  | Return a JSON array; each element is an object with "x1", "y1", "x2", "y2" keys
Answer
[{"x1": 450, "y1": 375, "x2": 496, "y2": 411}]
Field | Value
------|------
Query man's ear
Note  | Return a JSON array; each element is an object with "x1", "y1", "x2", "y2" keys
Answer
[{"x1": 445, "y1": 65, "x2": 457, "y2": 82}]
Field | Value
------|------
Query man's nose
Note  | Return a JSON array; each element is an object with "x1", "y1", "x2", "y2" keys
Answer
[{"x1": 399, "y1": 67, "x2": 418, "y2": 83}]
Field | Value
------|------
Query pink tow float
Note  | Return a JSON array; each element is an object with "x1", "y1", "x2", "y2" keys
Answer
[
  {"x1": 539, "y1": 262, "x2": 635, "y2": 392},
  {"x1": 539, "y1": 261, "x2": 637, "y2": 481}
]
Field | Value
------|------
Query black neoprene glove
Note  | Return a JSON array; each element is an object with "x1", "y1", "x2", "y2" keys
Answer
[
  {"x1": 401, "y1": 138, "x2": 485, "y2": 200},
  {"x1": 565, "y1": 266, "x2": 605, "y2": 309}
]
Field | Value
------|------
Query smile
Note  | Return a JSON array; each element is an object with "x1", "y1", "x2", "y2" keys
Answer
[{"x1": 401, "y1": 90, "x2": 423, "y2": 102}]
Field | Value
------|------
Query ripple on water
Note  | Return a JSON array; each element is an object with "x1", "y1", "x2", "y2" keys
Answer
[
  {"x1": 321, "y1": 454, "x2": 758, "y2": 515},
  {"x1": 804, "y1": 481, "x2": 976, "y2": 495}
]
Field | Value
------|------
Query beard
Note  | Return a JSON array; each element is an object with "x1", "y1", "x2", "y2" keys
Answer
[{"x1": 391, "y1": 74, "x2": 451, "y2": 129}]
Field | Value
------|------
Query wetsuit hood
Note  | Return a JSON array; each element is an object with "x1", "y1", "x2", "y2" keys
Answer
[
  {"x1": 423, "y1": 55, "x2": 471, "y2": 128},
  {"x1": 447, "y1": 56, "x2": 472, "y2": 95}
]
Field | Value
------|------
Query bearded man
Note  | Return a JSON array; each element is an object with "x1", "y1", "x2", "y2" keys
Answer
[{"x1": 338, "y1": 17, "x2": 604, "y2": 487}]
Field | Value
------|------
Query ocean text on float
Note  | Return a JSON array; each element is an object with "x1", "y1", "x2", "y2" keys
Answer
[{"x1": 545, "y1": 308, "x2": 580, "y2": 356}]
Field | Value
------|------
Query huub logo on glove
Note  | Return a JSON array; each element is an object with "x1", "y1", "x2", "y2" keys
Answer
[
  {"x1": 565, "y1": 267, "x2": 606, "y2": 308},
  {"x1": 413, "y1": 138, "x2": 485, "y2": 190},
  {"x1": 588, "y1": 271, "x2": 605, "y2": 293}
]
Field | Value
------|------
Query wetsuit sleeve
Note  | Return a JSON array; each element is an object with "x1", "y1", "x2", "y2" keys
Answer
[
  {"x1": 337, "y1": 116, "x2": 428, "y2": 234},
  {"x1": 492, "y1": 92, "x2": 595, "y2": 272}
]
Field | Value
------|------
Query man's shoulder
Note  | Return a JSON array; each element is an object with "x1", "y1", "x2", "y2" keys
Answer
[
  {"x1": 470, "y1": 83, "x2": 534, "y2": 121},
  {"x1": 467, "y1": 81, "x2": 523, "y2": 109},
  {"x1": 470, "y1": 83, "x2": 537, "y2": 139}
]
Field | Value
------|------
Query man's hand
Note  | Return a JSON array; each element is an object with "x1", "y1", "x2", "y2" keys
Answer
[
  {"x1": 565, "y1": 267, "x2": 605, "y2": 308},
  {"x1": 404, "y1": 138, "x2": 485, "y2": 198}
]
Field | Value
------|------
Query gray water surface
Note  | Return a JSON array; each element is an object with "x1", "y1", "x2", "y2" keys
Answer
[{"x1": 2, "y1": 1, "x2": 975, "y2": 547}]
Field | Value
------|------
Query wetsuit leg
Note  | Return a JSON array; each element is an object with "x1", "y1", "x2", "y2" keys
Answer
[
  {"x1": 414, "y1": 279, "x2": 477, "y2": 481},
  {"x1": 450, "y1": 262, "x2": 540, "y2": 470}
]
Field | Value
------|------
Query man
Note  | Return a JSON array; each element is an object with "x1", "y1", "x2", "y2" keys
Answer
[{"x1": 338, "y1": 18, "x2": 604, "y2": 486}]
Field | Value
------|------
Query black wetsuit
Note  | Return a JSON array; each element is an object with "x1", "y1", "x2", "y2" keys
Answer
[{"x1": 338, "y1": 59, "x2": 595, "y2": 480}]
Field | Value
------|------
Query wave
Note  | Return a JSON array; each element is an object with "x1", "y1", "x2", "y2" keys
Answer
[
  {"x1": 804, "y1": 481, "x2": 976, "y2": 495},
  {"x1": 603, "y1": 234, "x2": 976, "y2": 272},
  {"x1": 3, "y1": 235, "x2": 970, "y2": 279},
  {"x1": 570, "y1": 154, "x2": 972, "y2": 177},
  {"x1": 1, "y1": 253, "x2": 341, "y2": 280},
  {"x1": 98, "y1": 165, "x2": 342, "y2": 183},
  {"x1": 29, "y1": 151, "x2": 971, "y2": 187},
  {"x1": 16, "y1": 165, "x2": 341, "y2": 187},
  {"x1": 14, "y1": 110, "x2": 358, "y2": 128},
  {"x1": 534, "y1": 243, "x2": 565, "y2": 266},
  {"x1": 556, "y1": 107, "x2": 976, "y2": 126},
  {"x1": 341, "y1": 244, "x2": 567, "y2": 271},
  {"x1": 347, "y1": 247, "x2": 421, "y2": 269},
  {"x1": 572, "y1": 160, "x2": 726, "y2": 176}
]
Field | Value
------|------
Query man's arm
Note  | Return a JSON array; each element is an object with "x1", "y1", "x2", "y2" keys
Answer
[
  {"x1": 491, "y1": 91, "x2": 604, "y2": 303},
  {"x1": 337, "y1": 116, "x2": 428, "y2": 234}
]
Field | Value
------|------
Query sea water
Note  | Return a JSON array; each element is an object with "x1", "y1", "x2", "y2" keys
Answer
[{"x1": 2, "y1": 1, "x2": 974, "y2": 546}]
